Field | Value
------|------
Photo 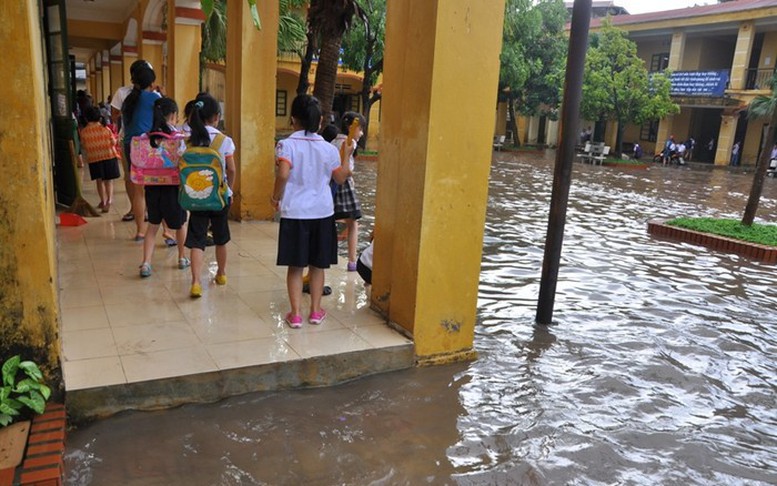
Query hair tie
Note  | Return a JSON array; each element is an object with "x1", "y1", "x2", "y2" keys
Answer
[{"x1": 194, "y1": 101, "x2": 204, "y2": 109}]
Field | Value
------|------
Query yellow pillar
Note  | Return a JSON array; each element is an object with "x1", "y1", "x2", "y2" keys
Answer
[
  {"x1": 494, "y1": 101, "x2": 507, "y2": 137},
  {"x1": 142, "y1": 35, "x2": 164, "y2": 83},
  {"x1": 730, "y1": 21, "x2": 755, "y2": 90},
  {"x1": 373, "y1": 0, "x2": 505, "y2": 364},
  {"x1": 101, "y1": 52, "x2": 111, "y2": 103},
  {"x1": 122, "y1": 46, "x2": 138, "y2": 85},
  {"x1": 0, "y1": 0, "x2": 60, "y2": 371},
  {"x1": 168, "y1": 3, "x2": 204, "y2": 105},
  {"x1": 667, "y1": 30, "x2": 686, "y2": 70},
  {"x1": 715, "y1": 114, "x2": 737, "y2": 165},
  {"x1": 225, "y1": 0, "x2": 278, "y2": 220},
  {"x1": 110, "y1": 55, "x2": 123, "y2": 94}
]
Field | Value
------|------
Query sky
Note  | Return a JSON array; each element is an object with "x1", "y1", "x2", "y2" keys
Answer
[{"x1": 617, "y1": 0, "x2": 715, "y2": 15}]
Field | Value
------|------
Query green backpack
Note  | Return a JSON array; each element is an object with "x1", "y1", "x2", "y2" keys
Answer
[{"x1": 178, "y1": 133, "x2": 227, "y2": 211}]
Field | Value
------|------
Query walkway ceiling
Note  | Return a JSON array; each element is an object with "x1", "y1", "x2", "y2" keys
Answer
[{"x1": 66, "y1": 0, "x2": 137, "y2": 62}]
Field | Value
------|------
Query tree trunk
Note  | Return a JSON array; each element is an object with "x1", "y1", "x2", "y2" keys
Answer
[
  {"x1": 616, "y1": 121, "x2": 624, "y2": 157},
  {"x1": 508, "y1": 99, "x2": 521, "y2": 147},
  {"x1": 313, "y1": 34, "x2": 343, "y2": 128},
  {"x1": 742, "y1": 107, "x2": 777, "y2": 225},
  {"x1": 296, "y1": 29, "x2": 317, "y2": 95}
]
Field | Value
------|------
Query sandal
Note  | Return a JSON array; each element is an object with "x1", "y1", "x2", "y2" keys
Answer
[
  {"x1": 164, "y1": 237, "x2": 177, "y2": 247},
  {"x1": 133, "y1": 234, "x2": 145, "y2": 242},
  {"x1": 121, "y1": 212, "x2": 134, "y2": 221}
]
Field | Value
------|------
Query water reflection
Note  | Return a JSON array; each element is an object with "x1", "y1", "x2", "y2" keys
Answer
[{"x1": 65, "y1": 153, "x2": 777, "y2": 485}]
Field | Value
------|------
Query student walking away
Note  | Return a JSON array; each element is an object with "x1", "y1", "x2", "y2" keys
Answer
[
  {"x1": 331, "y1": 111, "x2": 366, "y2": 271},
  {"x1": 78, "y1": 106, "x2": 121, "y2": 212},
  {"x1": 685, "y1": 137, "x2": 695, "y2": 161},
  {"x1": 138, "y1": 98, "x2": 190, "y2": 278},
  {"x1": 271, "y1": 94, "x2": 352, "y2": 329},
  {"x1": 112, "y1": 59, "x2": 154, "y2": 223},
  {"x1": 632, "y1": 142, "x2": 643, "y2": 160},
  {"x1": 182, "y1": 94, "x2": 236, "y2": 298},
  {"x1": 122, "y1": 64, "x2": 161, "y2": 240}
]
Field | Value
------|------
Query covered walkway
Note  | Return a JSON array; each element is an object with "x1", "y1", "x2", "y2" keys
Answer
[{"x1": 59, "y1": 177, "x2": 412, "y2": 421}]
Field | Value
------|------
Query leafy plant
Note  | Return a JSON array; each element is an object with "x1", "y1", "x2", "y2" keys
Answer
[
  {"x1": 666, "y1": 217, "x2": 777, "y2": 246},
  {"x1": 1, "y1": 355, "x2": 51, "y2": 427}
]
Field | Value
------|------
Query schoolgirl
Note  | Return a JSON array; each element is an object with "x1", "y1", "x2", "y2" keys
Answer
[
  {"x1": 78, "y1": 105, "x2": 121, "y2": 212},
  {"x1": 271, "y1": 94, "x2": 352, "y2": 328},
  {"x1": 184, "y1": 94, "x2": 236, "y2": 298}
]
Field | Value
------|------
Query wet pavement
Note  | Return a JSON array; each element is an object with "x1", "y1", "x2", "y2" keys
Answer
[{"x1": 65, "y1": 152, "x2": 777, "y2": 485}]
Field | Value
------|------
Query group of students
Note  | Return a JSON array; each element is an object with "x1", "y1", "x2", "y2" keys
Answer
[
  {"x1": 79, "y1": 59, "x2": 372, "y2": 328},
  {"x1": 78, "y1": 59, "x2": 235, "y2": 299}
]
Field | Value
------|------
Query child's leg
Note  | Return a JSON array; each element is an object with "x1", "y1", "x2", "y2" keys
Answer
[
  {"x1": 132, "y1": 182, "x2": 147, "y2": 237},
  {"x1": 95, "y1": 178, "x2": 107, "y2": 205},
  {"x1": 162, "y1": 221, "x2": 174, "y2": 241},
  {"x1": 346, "y1": 218, "x2": 359, "y2": 264},
  {"x1": 308, "y1": 266, "x2": 325, "y2": 314},
  {"x1": 105, "y1": 179, "x2": 114, "y2": 206},
  {"x1": 287, "y1": 266, "x2": 304, "y2": 316},
  {"x1": 215, "y1": 244, "x2": 227, "y2": 278},
  {"x1": 191, "y1": 248, "x2": 204, "y2": 286},
  {"x1": 176, "y1": 225, "x2": 187, "y2": 260},
  {"x1": 142, "y1": 223, "x2": 160, "y2": 265}
]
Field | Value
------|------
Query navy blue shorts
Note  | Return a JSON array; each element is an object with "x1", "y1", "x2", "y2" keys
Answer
[
  {"x1": 185, "y1": 203, "x2": 230, "y2": 250},
  {"x1": 88, "y1": 158, "x2": 121, "y2": 181},
  {"x1": 145, "y1": 185, "x2": 186, "y2": 229},
  {"x1": 277, "y1": 216, "x2": 337, "y2": 269}
]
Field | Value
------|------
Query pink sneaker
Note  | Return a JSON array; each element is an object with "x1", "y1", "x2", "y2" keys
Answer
[
  {"x1": 285, "y1": 313, "x2": 302, "y2": 329},
  {"x1": 309, "y1": 309, "x2": 327, "y2": 325}
]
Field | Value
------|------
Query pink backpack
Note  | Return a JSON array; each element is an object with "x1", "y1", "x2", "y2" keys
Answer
[{"x1": 129, "y1": 132, "x2": 185, "y2": 185}]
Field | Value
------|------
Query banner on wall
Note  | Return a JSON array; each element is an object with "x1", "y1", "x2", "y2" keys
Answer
[{"x1": 668, "y1": 70, "x2": 730, "y2": 97}]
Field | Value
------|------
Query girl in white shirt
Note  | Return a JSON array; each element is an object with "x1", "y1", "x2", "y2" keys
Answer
[{"x1": 272, "y1": 94, "x2": 352, "y2": 328}]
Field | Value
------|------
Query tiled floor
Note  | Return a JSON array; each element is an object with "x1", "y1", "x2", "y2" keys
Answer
[{"x1": 57, "y1": 175, "x2": 412, "y2": 394}]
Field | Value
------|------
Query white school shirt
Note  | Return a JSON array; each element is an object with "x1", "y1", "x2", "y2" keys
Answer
[
  {"x1": 275, "y1": 130, "x2": 341, "y2": 219},
  {"x1": 203, "y1": 125, "x2": 236, "y2": 199},
  {"x1": 359, "y1": 241, "x2": 373, "y2": 270}
]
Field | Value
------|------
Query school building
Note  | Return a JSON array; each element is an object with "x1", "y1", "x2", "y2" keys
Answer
[{"x1": 514, "y1": 0, "x2": 777, "y2": 165}]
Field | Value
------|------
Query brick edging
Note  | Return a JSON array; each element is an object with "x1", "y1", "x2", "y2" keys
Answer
[
  {"x1": 18, "y1": 403, "x2": 66, "y2": 486},
  {"x1": 647, "y1": 220, "x2": 777, "y2": 263}
]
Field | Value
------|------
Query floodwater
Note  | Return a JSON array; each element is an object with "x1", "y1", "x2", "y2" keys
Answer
[{"x1": 65, "y1": 153, "x2": 777, "y2": 485}]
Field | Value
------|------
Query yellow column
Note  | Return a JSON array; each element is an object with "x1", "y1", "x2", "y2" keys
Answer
[
  {"x1": 110, "y1": 55, "x2": 123, "y2": 94},
  {"x1": 225, "y1": 0, "x2": 278, "y2": 220},
  {"x1": 373, "y1": 0, "x2": 505, "y2": 364},
  {"x1": 89, "y1": 57, "x2": 97, "y2": 98},
  {"x1": 142, "y1": 34, "x2": 164, "y2": 82},
  {"x1": 169, "y1": 3, "x2": 204, "y2": 105},
  {"x1": 657, "y1": 31, "x2": 685, "y2": 148},
  {"x1": 730, "y1": 21, "x2": 755, "y2": 90},
  {"x1": 0, "y1": 0, "x2": 60, "y2": 371},
  {"x1": 95, "y1": 62, "x2": 104, "y2": 103},
  {"x1": 715, "y1": 114, "x2": 738, "y2": 165},
  {"x1": 494, "y1": 101, "x2": 507, "y2": 137},
  {"x1": 101, "y1": 52, "x2": 111, "y2": 102},
  {"x1": 122, "y1": 46, "x2": 138, "y2": 85}
]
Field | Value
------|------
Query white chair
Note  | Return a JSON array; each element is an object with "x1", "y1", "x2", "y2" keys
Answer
[
  {"x1": 493, "y1": 135, "x2": 506, "y2": 151},
  {"x1": 592, "y1": 145, "x2": 610, "y2": 165},
  {"x1": 576, "y1": 141, "x2": 592, "y2": 163}
]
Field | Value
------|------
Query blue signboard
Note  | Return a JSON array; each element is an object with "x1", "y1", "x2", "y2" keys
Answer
[{"x1": 669, "y1": 70, "x2": 730, "y2": 97}]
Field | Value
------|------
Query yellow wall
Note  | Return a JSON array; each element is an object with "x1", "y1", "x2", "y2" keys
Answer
[
  {"x1": 758, "y1": 31, "x2": 777, "y2": 70},
  {"x1": 0, "y1": 0, "x2": 60, "y2": 375},
  {"x1": 143, "y1": 42, "x2": 163, "y2": 84},
  {"x1": 172, "y1": 22, "x2": 201, "y2": 106},
  {"x1": 636, "y1": 38, "x2": 670, "y2": 69},
  {"x1": 110, "y1": 61, "x2": 123, "y2": 95},
  {"x1": 681, "y1": 38, "x2": 703, "y2": 70},
  {"x1": 743, "y1": 118, "x2": 767, "y2": 164}
]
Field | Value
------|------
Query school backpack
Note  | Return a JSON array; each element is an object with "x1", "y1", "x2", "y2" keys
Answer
[
  {"x1": 178, "y1": 133, "x2": 227, "y2": 211},
  {"x1": 129, "y1": 132, "x2": 185, "y2": 185}
]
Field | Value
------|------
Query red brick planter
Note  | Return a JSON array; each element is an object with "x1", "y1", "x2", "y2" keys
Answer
[
  {"x1": 0, "y1": 404, "x2": 65, "y2": 486},
  {"x1": 648, "y1": 220, "x2": 777, "y2": 263}
]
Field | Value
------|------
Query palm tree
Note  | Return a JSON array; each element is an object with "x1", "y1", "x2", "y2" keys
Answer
[
  {"x1": 743, "y1": 75, "x2": 777, "y2": 226},
  {"x1": 309, "y1": 0, "x2": 364, "y2": 125}
]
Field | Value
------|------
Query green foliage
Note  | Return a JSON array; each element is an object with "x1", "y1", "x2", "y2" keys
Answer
[
  {"x1": 341, "y1": 0, "x2": 385, "y2": 89},
  {"x1": 201, "y1": 0, "x2": 227, "y2": 63},
  {"x1": 581, "y1": 19, "x2": 678, "y2": 153},
  {"x1": 499, "y1": 0, "x2": 567, "y2": 117},
  {"x1": 278, "y1": 0, "x2": 308, "y2": 55},
  {"x1": 748, "y1": 76, "x2": 777, "y2": 120},
  {"x1": 666, "y1": 217, "x2": 777, "y2": 246},
  {"x1": 1, "y1": 355, "x2": 51, "y2": 427}
]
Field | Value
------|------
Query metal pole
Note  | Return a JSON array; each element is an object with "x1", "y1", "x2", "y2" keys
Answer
[{"x1": 536, "y1": 0, "x2": 592, "y2": 325}]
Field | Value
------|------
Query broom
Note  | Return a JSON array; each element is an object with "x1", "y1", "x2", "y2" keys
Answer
[{"x1": 66, "y1": 140, "x2": 100, "y2": 217}]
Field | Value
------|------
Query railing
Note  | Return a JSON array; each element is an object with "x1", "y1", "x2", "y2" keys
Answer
[{"x1": 745, "y1": 68, "x2": 774, "y2": 90}]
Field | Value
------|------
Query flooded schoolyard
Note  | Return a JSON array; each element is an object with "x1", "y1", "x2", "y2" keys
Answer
[{"x1": 65, "y1": 152, "x2": 777, "y2": 485}]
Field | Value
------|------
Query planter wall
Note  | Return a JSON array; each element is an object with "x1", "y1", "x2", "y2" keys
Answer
[
  {"x1": 648, "y1": 220, "x2": 777, "y2": 263},
  {"x1": 0, "y1": 404, "x2": 65, "y2": 486}
]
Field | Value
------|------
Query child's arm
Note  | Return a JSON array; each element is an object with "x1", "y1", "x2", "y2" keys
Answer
[
  {"x1": 271, "y1": 158, "x2": 291, "y2": 210},
  {"x1": 225, "y1": 155, "x2": 236, "y2": 192},
  {"x1": 331, "y1": 142, "x2": 353, "y2": 185}
]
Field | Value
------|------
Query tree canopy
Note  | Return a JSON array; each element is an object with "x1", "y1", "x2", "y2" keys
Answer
[
  {"x1": 581, "y1": 19, "x2": 678, "y2": 154},
  {"x1": 499, "y1": 0, "x2": 568, "y2": 145}
]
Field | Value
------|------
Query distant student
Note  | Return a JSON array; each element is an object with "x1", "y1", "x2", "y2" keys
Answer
[
  {"x1": 730, "y1": 141, "x2": 741, "y2": 166},
  {"x1": 331, "y1": 111, "x2": 365, "y2": 272},
  {"x1": 78, "y1": 106, "x2": 121, "y2": 212},
  {"x1": 184, "y1": 94, "x2": 236, "y2": 298},
  {"x1": 272, "y1": 94, "x2": 352, "y2": 328}
]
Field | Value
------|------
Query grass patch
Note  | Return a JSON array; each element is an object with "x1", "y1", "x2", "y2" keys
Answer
[
  {"x1": 606, "y1": 158, "x2": 647, "y2": 165},
  {"x1": 666, "y1": 217, "x2": 777, "y2": 246},
  {"x1": 360, "y1": 150, "x2": 378, "y2": 156}
]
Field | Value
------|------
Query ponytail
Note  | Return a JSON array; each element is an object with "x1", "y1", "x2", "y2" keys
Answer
[
  {"x1": 121, "y1": 66, "x2": 156, "y2": 126},
  {"x1": 188, "y1": 94, "x2": 221, "y2": 147},
  {"x1": 290, "y1": 94, "x2": 322, "y2": 135},
  {"x1": 148, "y1": 97, "x2": 178, "y2": 148}
]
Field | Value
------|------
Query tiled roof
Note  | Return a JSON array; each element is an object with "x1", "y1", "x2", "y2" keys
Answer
[{"x1": 588, "y1": 0, "x2": 777, "y2": 28}]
